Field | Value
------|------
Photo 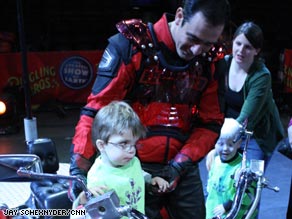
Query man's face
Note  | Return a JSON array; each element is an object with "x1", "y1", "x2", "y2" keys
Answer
[{"x1": 172, "y1": 10, "x2": 224, "y2": 61}]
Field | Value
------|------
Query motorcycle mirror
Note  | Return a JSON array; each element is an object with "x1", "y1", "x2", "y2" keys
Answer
[
  {"x1": 0, "y1": 154, "x2": 43, "y2": 182},
  {"x1": 0, "y1": 154, "x2": 92, "y2": 199}
]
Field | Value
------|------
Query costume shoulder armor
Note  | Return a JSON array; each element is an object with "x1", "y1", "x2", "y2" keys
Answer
[{"x1": 116, "y1": 19, "x2": 154, "y2": 52}]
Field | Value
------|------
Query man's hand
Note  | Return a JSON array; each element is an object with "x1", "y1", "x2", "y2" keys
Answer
[
  {"x1": 69, "y1": 152, "x2": 95, "y2": 201},
  {"x1": 162, "y1": 153, "x2": 192, "y2": 193},
  {"x1": 68, "y1": 174, "x2": 87, "y2": 201}
]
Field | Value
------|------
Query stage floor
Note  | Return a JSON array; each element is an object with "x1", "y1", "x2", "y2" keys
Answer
[{"x1": 0, "y1": 108, "x2": 291, "y2": 218}]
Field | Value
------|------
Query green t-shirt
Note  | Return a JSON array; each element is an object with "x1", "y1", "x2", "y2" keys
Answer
[{"x1": 87, "y1": 156, "x2": 145, "y2": 217}]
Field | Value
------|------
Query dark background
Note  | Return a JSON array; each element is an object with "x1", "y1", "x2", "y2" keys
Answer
[
  {"x1": 1, "y1": 0, "x2": 292, "y2": 91},
  {"x1": 1, "y1": 0, "x2": 291, "y2": 50}
]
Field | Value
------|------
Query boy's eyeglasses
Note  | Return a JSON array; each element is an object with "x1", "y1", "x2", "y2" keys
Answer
[{"x1": 108, "y1": 142, "x2": 136, "y2": 152}]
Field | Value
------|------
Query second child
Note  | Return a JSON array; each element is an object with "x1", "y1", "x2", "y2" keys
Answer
[{"x1": 205, "y1": 118, "x2": 256, "y2": 219}]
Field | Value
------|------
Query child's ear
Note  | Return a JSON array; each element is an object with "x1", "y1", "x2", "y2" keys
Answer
[{"x1": 96, "y1": 139, "x2": 105, "y2": 151}]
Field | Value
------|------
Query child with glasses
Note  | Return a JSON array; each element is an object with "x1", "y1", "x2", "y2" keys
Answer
[{"x1": 72, "y1": 101, "x2": 169, "y2": 215}]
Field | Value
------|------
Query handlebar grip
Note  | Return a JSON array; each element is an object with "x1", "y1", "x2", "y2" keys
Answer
[
  {"x1": 130, "y1": 209, "x2": 149, "y2": 219},
  {"x1": 262, "y1": 178, "x2": 280, "y2": 192},
  {"x1": 267, "y1": 185, "x2": 280, "y2": 192}
]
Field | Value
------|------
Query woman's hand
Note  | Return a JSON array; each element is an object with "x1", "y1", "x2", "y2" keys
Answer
[{"x1": 220, "y1": 118, "x2": 242, "y2": 139}]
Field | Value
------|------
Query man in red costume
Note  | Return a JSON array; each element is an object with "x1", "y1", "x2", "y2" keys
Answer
[{"x1": 69, "y1": 0, "x2": 230, "y2": 218}]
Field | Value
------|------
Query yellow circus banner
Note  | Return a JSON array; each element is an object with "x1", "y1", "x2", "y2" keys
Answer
[{"x1": 0, "y1": 50, "x2": 103, "y2": 104}]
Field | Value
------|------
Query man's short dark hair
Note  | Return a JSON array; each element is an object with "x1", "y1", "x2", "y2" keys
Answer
[{"x1": 182, "y1": 0, "x2": 230, "y2": 26}]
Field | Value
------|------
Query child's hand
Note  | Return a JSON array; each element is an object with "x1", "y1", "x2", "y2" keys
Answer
[
  {"x1": 213, "y1": 204, "x2": 226, "y2": 217},
  {"x1": 151, "y1": 176, "x2": 170, "y2": 192},
  {"x1": 206, "y1": 149, "x2": 216, "y2": 171},
  {"x1": 89, "y1": 185, "x2": 108, "y2": 197},
  {"x1": 79, "y1": 185, "x2": 108, "y2": 205}
]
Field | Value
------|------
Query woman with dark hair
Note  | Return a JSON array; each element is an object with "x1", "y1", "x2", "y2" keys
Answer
[
  {"x1": 205, "y1": 21, "x2": 285, "y2": 218},
  {"x1": 220, "y1": 21, "x2": 284, "y2": 168}
]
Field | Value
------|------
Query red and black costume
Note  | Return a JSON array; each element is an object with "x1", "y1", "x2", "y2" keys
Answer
[{"x1": 70, "y1": 14, "x2": 225, "y2": 219}]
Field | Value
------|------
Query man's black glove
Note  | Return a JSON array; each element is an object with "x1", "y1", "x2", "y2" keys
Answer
[
  {"x1": 167, "y1": 153, "x2": 192, "y2": 192},
  {"x1": 68, "y1": 174, "x2": 87, "y2": 201},
  {"x1": 68, "y1": 153, "x2": 93, "y2": 201},
  {"x1": 151, "y1": 153, "x2": 193, "y2": 194}
]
